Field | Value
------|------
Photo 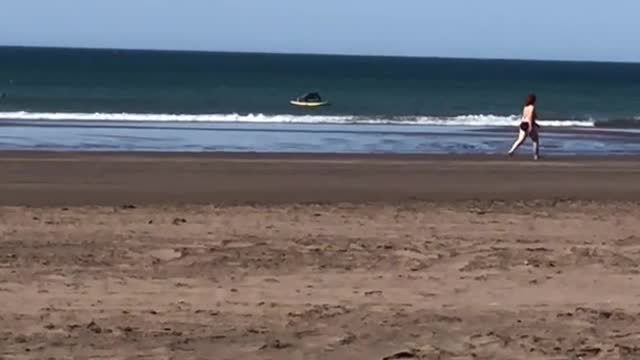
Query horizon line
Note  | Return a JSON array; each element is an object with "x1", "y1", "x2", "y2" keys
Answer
[{"x1": 1, "y1": 44, "x2": 639, "y2": 65}]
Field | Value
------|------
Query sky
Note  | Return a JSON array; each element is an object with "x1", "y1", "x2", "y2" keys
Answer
[{"x1": 1, "y1": 0, "x2": 638, "y2": 62}]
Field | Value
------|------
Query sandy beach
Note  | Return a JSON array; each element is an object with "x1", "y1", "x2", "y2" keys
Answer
[{"x1": 1, "y1": 152, "x2": 640, "y2": 359}]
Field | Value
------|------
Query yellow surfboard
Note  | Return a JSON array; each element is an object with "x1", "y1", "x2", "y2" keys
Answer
[{"x1": 290, "y1": 100, "x2": 330, "y2": 107}]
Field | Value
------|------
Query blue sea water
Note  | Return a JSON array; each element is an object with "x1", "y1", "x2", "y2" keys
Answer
[{"x1": 1, "y1": 47, "x2": 639, "y2": 154}]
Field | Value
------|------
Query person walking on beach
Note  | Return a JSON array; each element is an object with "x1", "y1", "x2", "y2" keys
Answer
[{"x1": 508, "y1": 93, "x2": 540, "y2": 159}]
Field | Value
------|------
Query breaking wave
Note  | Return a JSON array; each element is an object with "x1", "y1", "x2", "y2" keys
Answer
[{"x1": 0, "y1": 111, "x2": 597, "y2": 127}]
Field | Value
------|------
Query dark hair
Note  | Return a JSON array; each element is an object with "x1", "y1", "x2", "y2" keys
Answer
[{"x1": 525, "y1": 93, "x2": 537, "y2": 106}]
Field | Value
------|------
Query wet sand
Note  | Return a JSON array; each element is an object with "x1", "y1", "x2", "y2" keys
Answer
[
  {"x1": 1, "y1": 152, "x2": 640, "y2": 206},
  {"x1": 1, "y1": 152, "x2": 640, "y2": 359}
]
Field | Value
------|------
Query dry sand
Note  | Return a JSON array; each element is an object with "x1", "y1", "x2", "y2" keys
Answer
[{"x1": 1, "y1": 153, "x2": 640, "y2": 359}]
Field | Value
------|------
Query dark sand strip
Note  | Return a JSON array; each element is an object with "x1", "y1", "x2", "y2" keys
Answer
[{"x1": 0, "y1": 152, "x2": 639, "y2": 206}]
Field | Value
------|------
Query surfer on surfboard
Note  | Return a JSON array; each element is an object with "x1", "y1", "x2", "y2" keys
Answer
[{"x1": 290, "y1": 92, "x2": 329, "y2": 107}]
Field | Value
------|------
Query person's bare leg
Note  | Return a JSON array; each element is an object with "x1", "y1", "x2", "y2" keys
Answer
[
  {"x1": 508, "y1": 130, "x2": 527, "y2": 155},
  {"x1": 531, "y1": 130, "x2": 540, "y2": 160}
]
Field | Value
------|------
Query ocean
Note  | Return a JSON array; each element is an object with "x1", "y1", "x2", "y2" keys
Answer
[{"x1": 1, "y1": 46, "x2": 640, "y2": 154}]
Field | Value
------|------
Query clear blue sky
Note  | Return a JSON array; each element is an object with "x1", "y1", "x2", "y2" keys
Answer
[{"x1": 1, "y1": 0, "x2": 638, "y2": 62}]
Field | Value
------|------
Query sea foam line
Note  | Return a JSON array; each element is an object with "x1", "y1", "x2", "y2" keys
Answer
[{"x1": 0, "y1": 111, "x2": 595, "y2": 127}]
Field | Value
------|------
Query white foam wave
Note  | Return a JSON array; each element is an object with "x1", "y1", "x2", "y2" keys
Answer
[
  {"x1": 0, "y1": 111, "x2": 594, "y2": 127},
  {"x1": 414, "y1": 115, "x2": 594, "y2": 127}
]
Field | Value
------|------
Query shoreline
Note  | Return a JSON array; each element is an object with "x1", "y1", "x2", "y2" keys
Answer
[
  {"x1": 1, "y1": 151, "x2": 639, "y2": 206},
  {"x1": 2, "y1": 120, "x2": 640, "y2": 154},
  {"x1": 3, "y1": 149, "x2": 640, "y2": 160}
]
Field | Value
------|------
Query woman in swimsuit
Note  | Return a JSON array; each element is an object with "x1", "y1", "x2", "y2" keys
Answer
[{"x1": 508, "y1": 93, "x2": 540, "y2": 160}]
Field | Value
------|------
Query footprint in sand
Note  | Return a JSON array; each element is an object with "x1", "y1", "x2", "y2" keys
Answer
[{"x1": 149, "y1": 248, "x2": 182, "y2": 261}]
